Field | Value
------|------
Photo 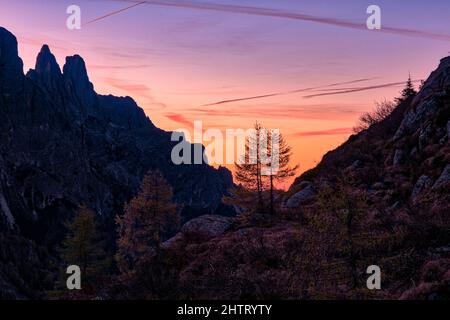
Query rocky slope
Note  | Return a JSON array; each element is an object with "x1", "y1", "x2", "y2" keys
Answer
[
  {"x1": 283, "y1": 56, "x2": 450, "y2": 299},
  {"x1": 0, "y1": 27, "x2": 233, "y2": 298},
  {"x1": 290, "y1": 56, "x2": 450, "y2": 209},
  {"x1": 148, "y1": 57, "x2": 450, "y2": 300}
]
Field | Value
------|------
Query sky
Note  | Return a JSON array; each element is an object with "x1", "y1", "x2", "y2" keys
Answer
[{"x1": 1, "y1": 0, "x2": 450, "y2": 187}]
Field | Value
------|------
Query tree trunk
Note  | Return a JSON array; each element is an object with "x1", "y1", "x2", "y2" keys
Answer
[{"x1": 270, "y1": 175, "x2": 274, "y2": 215}]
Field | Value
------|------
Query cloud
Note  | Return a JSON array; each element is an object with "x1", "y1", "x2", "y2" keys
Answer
[
  {"x1": 103, "y1": 77, "x2": 168, "y2": 110},
  {"x1": 188, "y1": 104, "x2": 364, "y2": 121},
  {"x1": 303, "y1": 80, "x2": 422, "y2": 99},
  {"x1": 104, "y1": 77, "x2": 152, "y2": 96},
  {"x1": 202, "y1": 78, "x2": 377, "y2": 107},
  {"x1": 202, "y1": 93, "x2": 285, "y2": 107},
  {"x1": 164, "y1": 113, "x2": 193, "y2": 127},
  {"x1": 90, "y1": 64, "x2": 153, "y2": 70},
  {"x1": 293, "y1": 127, "x2": 354, "y2": 137},
  {"x1": 100, "y1": 0, "x2": 450, "y2": 42}
]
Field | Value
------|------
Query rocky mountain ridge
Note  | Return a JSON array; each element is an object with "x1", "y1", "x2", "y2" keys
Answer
[{"x1": 0, "y1": 27, "x2": 233, "y2": 298}]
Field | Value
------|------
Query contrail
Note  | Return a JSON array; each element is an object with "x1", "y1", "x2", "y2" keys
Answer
[
  {"x1": 294, "y1": 127, "x2": 354, "y2": 137},
  {"x1": 202, "y1": 78, "x2": 377, "y2": 107},
  {"x1": 99, "y1": 0, "x2": 450, "y2": 42},
  {"x1": 303, "y1": 80, "x2": 422, "y2": 99},
  {"x1": 84, "y1": 1, "x2": 147, "y2": 26}
]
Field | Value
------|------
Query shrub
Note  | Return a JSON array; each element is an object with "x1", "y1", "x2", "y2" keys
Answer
[{"x1": 354, "y1": 100, "x2": 396, "y2": 133}]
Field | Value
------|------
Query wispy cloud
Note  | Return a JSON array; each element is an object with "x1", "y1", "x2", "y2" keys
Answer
[
  {"x1": 104, "y1": 77, "x2": 167, "y2": 110},
  {"x1": 96, "y1": 0, "x2": 450, "y2": 42},
  {"x1": 303, "y1": 80, "x2": 422, "y2": 99},
  {"x1": 293, "y1": 127, "x2": 353, "y2": 137},
  {"x1": 202, "y1": 78, "x2": 377, "y2": 107},
  {"x1": 105, "y1": 77, "x2": 151, "y2": 94},
  {"x1": 165, "y1": 113, "x2": 193, "y2": 127},
  {"x1": 188, "y1": 104, "x2": 365, "y2": 121},
  {"x1": 90, "y1": 64, "x2": 153, "y2": 70}
]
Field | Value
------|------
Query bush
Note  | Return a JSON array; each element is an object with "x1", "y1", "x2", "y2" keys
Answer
[{"x1": 354, "y1": 100, "x2": 396, "y2": 133}]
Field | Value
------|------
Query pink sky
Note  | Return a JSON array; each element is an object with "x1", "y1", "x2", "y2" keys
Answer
[{"x1": 2, "y1": 0, "x2": 450, "y2": 185}]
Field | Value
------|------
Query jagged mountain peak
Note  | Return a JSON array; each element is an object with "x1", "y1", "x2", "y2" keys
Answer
[
  {"x1": 63, "y1": 54, "x2": 90, "y2": 83},
  {"x1": 0, "y1": 26, "x2": 237, "y2": 298},
  {"x1": 40, "y1": 44, "x2": 51, "y2": 53},
  {"x1": 62, "y1": 54, "x2": 97, "y2": 111},
  {"x1": 35, "y1": 44, "x2": 61, "y2": 76},
  {"x1": 0, "y1": 27, "x2": 24, "y2": 92},
  {"x1": 0, "y1": 27, "x2": 20, "y2": 62},
  {"x1": 0, "y1": 25, "x2": 233, "y2": 231}
]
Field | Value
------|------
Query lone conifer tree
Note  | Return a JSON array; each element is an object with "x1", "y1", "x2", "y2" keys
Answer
[{"x1": 396, "y1": 74, "x2": 417, "y2": 103}]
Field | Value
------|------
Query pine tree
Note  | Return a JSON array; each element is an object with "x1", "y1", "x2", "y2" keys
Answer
[
  {"x1": 116, "y1": 170, "x2": 179, "y2": 276},
  {"x1": 265, "y1": 131, "x2": 298, "y2": 214},
  {"x1": 61, "y1": 205, "x2": 109, "y2": 283},
  {"x1": 396, "y1": 74, "x2": 417, "y2": 103}
]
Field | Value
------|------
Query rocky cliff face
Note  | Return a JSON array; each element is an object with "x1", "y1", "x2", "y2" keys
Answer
[{"x1": 0, "y1": 27, "x2": 233, "y2": 298}]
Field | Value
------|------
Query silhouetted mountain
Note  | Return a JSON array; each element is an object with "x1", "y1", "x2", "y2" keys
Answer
[
  {"x1": 1, "y1": 25, "x2": 449, "y2": 300},
  {"x1": 290, "y1": 56, "x2": 450, "y2": 206},
  {"x1": 148, "y1": 56, "x2": 449, "y2": 300},
  {"x1": 0, "y1": 27, "x2": 233, "y2": 298}
]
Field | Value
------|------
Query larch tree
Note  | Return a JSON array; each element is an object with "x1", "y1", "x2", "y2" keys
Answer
[
  {"x1": 116, "y1": 170, "x2": 179, "y2": 276},
  {"x1": 61, "y1": 205, "x2": 109, "y2": 283},
  {"x1": 265, "y1": 130, "x2": 298, "y2": 215},
  {"x1": 224, "y1": 122, "x2": 297, "y2": 215},
  {"x1": 228, "y1": 121, "x2": 266, "y2": 212}
]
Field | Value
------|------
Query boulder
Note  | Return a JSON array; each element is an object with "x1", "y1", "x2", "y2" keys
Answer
[
  {"x1": 181, "y1": 214, "x2": 234, "y2": 237},
  {"x1": 162, "y1": 215, "x2": 235, "y2": 248},
  {"x1": 433, "y1": 165, "x2": 450, "y2": 189},
  {"x1": 411, "y1": 175, "x2": 432, "y2": 201},
  {"x1": 394, "y1": 100, "x2": 439, "y2": 140},
  {"x1": 286, "y1": 184, "x2": 316, "y2": 208}
]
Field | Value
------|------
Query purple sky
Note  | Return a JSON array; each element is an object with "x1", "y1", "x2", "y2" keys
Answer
[{"x1": 1, "y1": 0, "x2": 450, "y2": 180}]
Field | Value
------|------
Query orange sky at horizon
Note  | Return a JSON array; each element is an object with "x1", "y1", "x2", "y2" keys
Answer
[{"x1": 2, "y1": 0, "x2": 450, "y2": 188}]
